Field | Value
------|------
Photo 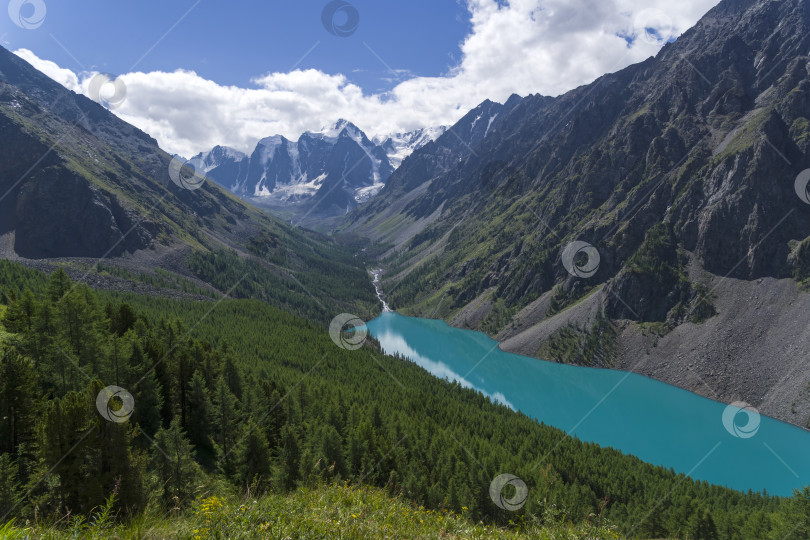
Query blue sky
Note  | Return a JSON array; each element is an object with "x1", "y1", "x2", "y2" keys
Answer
[
  {"x1": 4, "y1": 0, "x2": 471, "y2": 94},
  {"x1": 5, "y1": 0, "x2": 720, "y2": 157}
]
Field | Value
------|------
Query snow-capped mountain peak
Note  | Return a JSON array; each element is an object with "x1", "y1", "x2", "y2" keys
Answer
[
  {"x1": 196, "y1": 121, "x2": 396, "y2": 214},
  {"x1": 322, "y1": 118, "x2": 358, "y2": 138},
  {"x1": 374, "y1": 125, "x2": 448, "y2": 169}
]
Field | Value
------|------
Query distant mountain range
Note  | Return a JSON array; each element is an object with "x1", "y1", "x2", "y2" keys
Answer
[{"x1": 190, "y1": 121, "x2": 448, "y2": 227}]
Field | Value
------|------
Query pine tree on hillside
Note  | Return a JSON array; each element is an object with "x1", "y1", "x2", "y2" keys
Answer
[
  {"x1": 150, "y1": 418, "x2": 200, "y2": 507},
  {"x1": 186, "y1": 371, "x2": 215, "y2": 468},
  {"x1": 773, "y1": 487, "x2": 810, "y2": 539},
  {"x1": 236, "y1": 421, "x2": 271, "y2": 489},
  {"x1": 56, "y1": 285, "x2": 105, "y2": 374},
  {"x1": 31, "y1": 382, "x2": 144, "y2": 516},
  {"x1": 212, "y1": 377, "x2": 240, "y2": 476},
  {"x1": 223, "y1": 354, "x2": 243, "y2": 401},
  {"x1": 319, "y1": 424, "x2": 346, "y2": 481},
  {"x1": 688, "y1": 507, "x2": 719, "y2": 540},
  {"x1": 2, "y1": 289, "x2": 35, "y2": 335},
  {"x1": 45, "y1": 268, "x2": 71, "y2": 303},
  {"x1": 0, "y1": 453, "x2": 21, "y2": 519},
  {"x1": 0, "y1": 349, "x2": 38, "y2": 457},
  {"x1": 30, "y1": 298, "x2": 56, "y2": 370},
  {"x1": 278, "y1": 424, "x2": 300, "y2": 492}
]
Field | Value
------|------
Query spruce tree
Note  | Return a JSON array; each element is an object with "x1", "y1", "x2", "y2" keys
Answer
[
  {"x1": 150, "y1": 418, "x2": 200, "y2": 507},
  {"x1": 319, "y1": 424, "x2": 346, "y2": 481},
  {"x1": 774, "y1": 487, "x2": 810, "y2": 539},
  {"x1": 46, "y1": 268, "x2": 71, "y2": 303},
  {"x1": 236, "y1": 421, "x2": 271, "y2": 489},
  {"x1": 130, "y1": 344, "x2": 164, "y2": 440},
  {"x1": 2, "y1": 288, "x2": 35, "y2": 334},
  {"x1": 688, "y1": 508, "x2": 719, "y2": 540},
  {"x1": 222, "y1": 354, "x2": 243, "y2": 401},
  {"x1": 0, "y1": 349, "x2": 37, "y2": 456},
  {"x1": 186, "y1": 371, "x2": 214, "y2": 468},
  {"x1": 33, "y1": 388, "x2": 92, "y2": 514},
  {"x1": 212, "y1": 377, "x2": 240, "y2": 476},
  {"x1": 0, "y1": 453, "x2": 22, "y2": 519},
  {"x1": 277, "y1": 424, "x2": 300, "y2": 491},
  {"x1": 111, "y1": 303, "x2": 137, "y2": 337},
  {"x1": 30, "y1": 296, "x2": 56, "y2": 370}
]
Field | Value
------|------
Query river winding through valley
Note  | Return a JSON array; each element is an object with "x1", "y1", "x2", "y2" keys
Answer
[{"x1": 370, "y1": 268, "x2": 392, "y2": 312}]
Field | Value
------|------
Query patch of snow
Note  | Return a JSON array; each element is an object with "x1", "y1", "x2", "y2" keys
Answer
[
  {"x1": 321, "y1": 119, "x2": 351, "y2": 138},
  {"x1": 470, "y1": 113, "x2": 483, "y2": 132},
  {"x1": 484, "y1": 114, "x2": 499, "y2": 137},
  {"x1": 255, "y1": 182, "x2": 273, "y2": 197},
  {"x1": 354, "y1": 182, "x2": 385, "y2": 203},
  {"x1": 265, "y1": 172, "x2": 327, "y2": 202},
  {"x1": 374, "y1": 126, "x2": 447, "y2": 169}
]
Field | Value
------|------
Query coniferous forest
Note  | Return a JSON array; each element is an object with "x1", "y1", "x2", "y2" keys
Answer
[
  {"x1": 9, "y1": 0, "x2": 810, "y2": 535},
  {"x1": 0, "y1": 260, "x2": 809, "y2": 539}
]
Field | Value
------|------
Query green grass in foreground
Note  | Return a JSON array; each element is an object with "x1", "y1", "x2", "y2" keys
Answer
[{"x1": 0, "y1": 483, "x2": 619, "y2": 539}]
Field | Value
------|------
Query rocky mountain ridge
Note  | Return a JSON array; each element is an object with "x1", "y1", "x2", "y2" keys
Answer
[{"x1": 344, "y1": 0, "x2": 810, "y2": 426}]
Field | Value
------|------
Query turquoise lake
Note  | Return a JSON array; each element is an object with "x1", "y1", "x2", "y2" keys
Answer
[{"x1": 367, "y1": 311, "x2": 810, "y2": 496}]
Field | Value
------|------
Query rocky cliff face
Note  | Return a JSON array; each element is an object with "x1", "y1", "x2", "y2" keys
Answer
[
  {"x1": 14, "y1": 165, "x2": 156, "y2": 258},
  {"x1": 0, "y1": 78, "x2": 158, "y2": 259},
  {"x1": 345, "y1": 0, "x2": 810, "y2": 425},
  {"x1": 348, "y1": 96, "x2": 524, "y2": 230}
]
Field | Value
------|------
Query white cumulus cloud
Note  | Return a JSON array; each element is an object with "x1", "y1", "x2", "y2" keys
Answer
[
  {"x1": 14, "y1": 0, "x2": 719, "y2": 158},
  {"x1": 14, "y1": 48, "x2": 82, "y2": 93}
]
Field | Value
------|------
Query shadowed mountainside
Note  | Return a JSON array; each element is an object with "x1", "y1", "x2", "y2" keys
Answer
[{"x1": 344, "y1": 0, "x2": 810, "y2": 426}]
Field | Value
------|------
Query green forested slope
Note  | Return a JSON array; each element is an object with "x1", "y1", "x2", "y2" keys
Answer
[{"x1": 1, "y1": 260, "x2": 808, "y2": 538}]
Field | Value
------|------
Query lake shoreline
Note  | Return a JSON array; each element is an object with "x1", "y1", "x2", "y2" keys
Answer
[{"x1": 368, "y1": 311, "x2": 810, "y2": 496}]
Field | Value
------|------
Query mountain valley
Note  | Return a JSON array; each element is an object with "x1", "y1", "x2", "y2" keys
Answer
[{"x1": 4, "y1": 0, "x2": 810, "y2": 537}]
